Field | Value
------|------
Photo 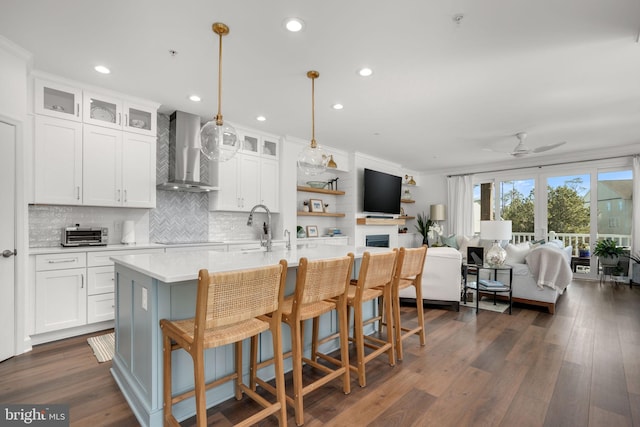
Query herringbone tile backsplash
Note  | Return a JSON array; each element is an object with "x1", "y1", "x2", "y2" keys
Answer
[{"x1": 150, "y1": 190, "x2": 209, "y2": 242}]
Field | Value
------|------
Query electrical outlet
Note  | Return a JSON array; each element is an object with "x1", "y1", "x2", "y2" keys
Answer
[{"x1": 141, "y1": 287, "x2": 148, "y2": 311}]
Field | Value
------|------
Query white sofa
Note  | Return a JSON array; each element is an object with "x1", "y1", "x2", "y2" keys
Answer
[
  {"x1": 460, "y1": 238, "x2": 573, "y2": 314},
  {"x1": 398, "y1": 247, "x2": 462, "y2": 311}
]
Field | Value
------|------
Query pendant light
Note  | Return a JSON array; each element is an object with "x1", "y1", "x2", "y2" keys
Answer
[
  {"x1": 200, "y1": 22, "x2": 240, "y2": 162},
  {"x1": 298, "y1": 70, "x2": 329, "y2": 175}
]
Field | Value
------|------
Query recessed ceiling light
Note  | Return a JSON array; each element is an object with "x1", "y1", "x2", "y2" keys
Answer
[
  {"x1": 189, "y1": 95, "x2": 201, "y2": 102},
  {"x1": 284, "y1": 18, "x2": 305, "y2": 32},
  {"x1": 94, "y1": 65, "x2": 111, "y2": 74},
  {"x1": 256, "y1": 115, "x2": 266, "y2": 122},
  {"x1": 358, "y1": 67, "x2": 373, "y2": 77},
  {"x1": 332, "y1": 104, "x2": 344, "y2": 110}
]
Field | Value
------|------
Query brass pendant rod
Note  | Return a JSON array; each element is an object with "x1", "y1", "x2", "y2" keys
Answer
[
  {"x1": 216, "y1": 30, "x2": 223, "y2": 124},
  {"x1": 307, "y1": 70, "x2": 319, "y2": 148},
  {"x1": 212, "y1": 23, "x2": 229, "y2": 126}
]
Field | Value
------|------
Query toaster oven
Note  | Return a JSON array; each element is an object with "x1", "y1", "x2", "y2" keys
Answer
[{"x1": 61, "y1": 226, "x2": 108, "y2": 247}]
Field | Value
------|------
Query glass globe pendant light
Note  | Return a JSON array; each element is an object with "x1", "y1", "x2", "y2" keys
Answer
[
  {"x1": 200, "y1": 22, "x2": 239, "y2": 162},
  {"x1": 298, "y1": 70, "x2": 329, "y2": 175}
]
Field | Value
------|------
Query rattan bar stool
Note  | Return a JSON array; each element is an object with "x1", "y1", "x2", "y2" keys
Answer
[
  {"x1": 392, "y1": 246, "x2": 428, "y2": 361},
  {"x1": 321, "y1": 250, "x2": 398, "y2": 387},
  {"x1": 160, "y1": 261, "x2": 288, "y2": 427},
  {"x1": 253, "y1": 254, "x2": 354, "y2": 426}
]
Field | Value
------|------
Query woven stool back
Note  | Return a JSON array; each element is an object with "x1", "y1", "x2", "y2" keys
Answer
[
  {"x1": 357, "y1": 250, "x2": 398, "y2": 291},
  {"x1": 197, "y1": 262, "x2": 286, "y2": 331},
  {"x1": 296, "y1": 255, "x2": 354, "y2": 305}
]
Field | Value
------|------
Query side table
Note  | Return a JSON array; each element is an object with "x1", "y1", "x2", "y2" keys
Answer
[{"x1": 463, "y1": 263, "x2": 513, "y2": 314}]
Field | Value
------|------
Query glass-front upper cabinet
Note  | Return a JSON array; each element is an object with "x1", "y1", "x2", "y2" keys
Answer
[
  {"x1": 123, "y1": 102, "x2": 157, "y2": 137},
  {"x1": 83, "y1": 91, "x2": 123, "y2": 131},
  {"x1": 262, "y1": 136, "x2": 279, "y2": 160},
  {"x1": 35, "y1": 79, "x2": 82, "y2": 122},
  {"x1": 239, "y1": 130, "x2": 260, "y2": 156}
]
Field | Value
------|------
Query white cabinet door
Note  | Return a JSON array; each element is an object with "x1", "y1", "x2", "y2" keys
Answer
[
  {"x1": 123, "y1": 102, "x2": 157, "y2": 137},
  {"x1": 35, "y1": 268, "x2": 87, "y2": 333},
  {"x1": 87, "y1": 265, "x2": 115, "y2": 295},
  {"x1": 210, "y1": 155, "x2": 241, "y2": 210},
  {"x1": 83, "y1": 124, "x2": 122, "y2": 206},
  {"x1": 34, "y1": 115, "x2": 83, "y2": 205},
  {"x1": 239, "y1": 154, "x2": 260, "y2": 209},
  {"x1": 87, "y1": 294, "x2": 115, "y2": 323},
  {"x1": 122, "y1": 132, "x2": 156, "y2": 207},
  {"x1": 34, "y1": 79, "x2": 82, "y2": 122},
  {"x1": 260, "y1": 158, "x2": 279, "y2": 210},
  {"x1": 83, "y1": 91, "x2": 123, "y2": 130}
]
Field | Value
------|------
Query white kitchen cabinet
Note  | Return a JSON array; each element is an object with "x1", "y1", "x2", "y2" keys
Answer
[
  {"x1": 33, "y1": 75, "x2": 159, "y2": 207},
  {"x1": 123, "y1": 101, "x2": 157, "y2": 137},
  {"x1": 209, "y1": 128, "x2": 280, "y2": 212},
  {"x1": 34, "y1": 253, "x2": 87, "y2": 334},
  {"x1": 260, "y1": 158, "x2": 279, "y2": 208},
  {"x1": 81, "y1": 124, "x2": 155, "y2": 208},
  {"x1": 83, "y1": 91, "x2": 123, "y2": 130},
  {"x1": 34, "y1": 115, "x2": 83, "y2": 205},
  {"x1": 34, "y1": 78, "x2": 82, "y2": 122},
  {"x1": 83, "y1": 125, "x2": 122, "y2": 206},
  {"x1": 83, "y1": 91, "x2": 157, "y2": 137},
  {"x1": 121, "y1": 132, "x2": 156, "y2": 207},
  {"x1": 87, "y1": 294, "x2": 116, "y2": 324}
]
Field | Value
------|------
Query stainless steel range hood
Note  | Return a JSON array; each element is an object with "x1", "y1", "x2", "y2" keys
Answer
[{"x1": 157, "y1": 110, "x2": 217, "y2": 192}]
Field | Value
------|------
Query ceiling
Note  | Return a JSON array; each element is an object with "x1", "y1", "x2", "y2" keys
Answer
[{"x1": 2, "y1": 0, "x2": 639, "y2": 173}]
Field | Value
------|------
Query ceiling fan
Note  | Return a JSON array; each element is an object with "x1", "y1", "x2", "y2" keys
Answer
[{"x1": 508, "y1": 132, "x2": 566, "y2": 158}]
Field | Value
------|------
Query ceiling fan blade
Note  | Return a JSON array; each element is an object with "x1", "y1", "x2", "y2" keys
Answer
[{"x1": 532, "y1": 141, "x2": 566, "y2": 153}]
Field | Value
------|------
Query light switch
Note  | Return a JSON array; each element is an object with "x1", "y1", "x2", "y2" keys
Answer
[{"x1": 141, "y1": 287, "x2": 148, "y2": 311}]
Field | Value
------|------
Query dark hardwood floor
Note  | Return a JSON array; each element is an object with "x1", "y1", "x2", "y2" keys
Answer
[{"x1": 1, "y1": 279, "x2": 639, "y2": 426}]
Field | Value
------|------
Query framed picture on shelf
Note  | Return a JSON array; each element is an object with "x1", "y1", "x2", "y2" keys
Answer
[
  {"x1": 306, "y1": 225, "x2": 319, "y2": 237},
  {"x1": 309, "y1": 199, "x2": 324, "y2": 213}
]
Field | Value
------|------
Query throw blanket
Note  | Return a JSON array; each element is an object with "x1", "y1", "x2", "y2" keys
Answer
[{"x1": 525, "y1": 245, "x2": 572, "y2": 294}]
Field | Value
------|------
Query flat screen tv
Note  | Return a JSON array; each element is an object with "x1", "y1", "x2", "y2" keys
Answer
[{"x1": 363, "y1": 168, "x2": 402, "y2": 216}]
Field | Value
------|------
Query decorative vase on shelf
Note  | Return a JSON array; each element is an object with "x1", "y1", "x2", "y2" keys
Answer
[{"x1": 403, "y1": 189, "x2": 412, "y2": 200}]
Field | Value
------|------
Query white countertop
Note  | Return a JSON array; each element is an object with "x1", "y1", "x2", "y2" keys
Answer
[
  {"x1": 111, "y1": 243, "x2": 388, "y2": 283},
  {"x1": 28, "y1": 243, "x2": 167, "y2": 255},
  {"x1": 28, "y1": 239, "x2": 287, "y2": 255}
]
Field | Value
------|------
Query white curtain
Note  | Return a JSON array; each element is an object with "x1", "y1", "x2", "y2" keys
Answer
[
  {"x1": 447, "y1": 175, "x2": 474, "y2": 237},
  {"x1": 631, "y1": 156, "x2": 640, "y2": 279}
]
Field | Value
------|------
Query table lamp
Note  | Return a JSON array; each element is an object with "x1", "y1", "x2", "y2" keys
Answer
[{"x1": 480, "y1": 220, "x2": 512, "y2": 267}]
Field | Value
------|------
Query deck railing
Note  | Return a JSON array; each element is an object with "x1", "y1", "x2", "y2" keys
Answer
[{"x1": 511, "y1": 232, "x2": 630, "y2": 255}]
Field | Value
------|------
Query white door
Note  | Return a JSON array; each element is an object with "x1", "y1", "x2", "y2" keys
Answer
[{"x1": 0, "y1": 121, "x2": 16, "y2": 362}]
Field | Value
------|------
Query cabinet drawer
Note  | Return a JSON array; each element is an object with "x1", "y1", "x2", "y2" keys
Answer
[
  {"x1": 36, "y1": 253, "x2": 86, "y2": 271},
  {"x1": 88, "y1": 266, "x2": 115, "y2": 295},
  {"x1": 88, "y1": 293, "x2": 115, "y2": 323},
  {"x1": 88, "y1": 249, "x2": 164, "y2": 267}
]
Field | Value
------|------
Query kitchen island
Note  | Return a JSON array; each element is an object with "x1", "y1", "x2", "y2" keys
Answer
[{"x1": 111, "y1": 244, "x2": 383, "y2": 427}]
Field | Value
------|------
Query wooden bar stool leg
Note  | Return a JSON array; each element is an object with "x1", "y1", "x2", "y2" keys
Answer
[
  {"x1": 193, "y1": 351, "x2": 207, "y2": 427},
  {"x1": 291, "y1": 319, "x2": 305, "y2": 426},
  {"x1": 414, "y1": 283, "x2": 426, "y2": 347},
  {"x1": 162, "y1": 332, "x2": 174, "y2": 424},
  {"x1": 337, "y1": 302, "x2": 351, "y2": 394},
  {"x1": 270, "y1": 320, "x2": 287, "y2": 426},
  {"x1": 383, "y1": 286, "x2": 396, "y2": 366},
  {"x1": 234, "y1": 341, "x2": 243, "y2": 400},
  {"x1": 250, "y1": 335, "x2": 258, "y2": 391},
  {"x1": 311, "y1": 317, "x2": 319, "y2": 363},
  {"x1": 392, "y1": 287, "x2": 404, "y2": 361},
  {"x1": 353, "y1": 299, "x2": 366, "y2": 387}
]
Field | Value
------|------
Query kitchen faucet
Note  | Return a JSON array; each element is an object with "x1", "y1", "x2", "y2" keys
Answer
[{"x1": 247, "y1": 204, "x2": 272, "y2": 252}]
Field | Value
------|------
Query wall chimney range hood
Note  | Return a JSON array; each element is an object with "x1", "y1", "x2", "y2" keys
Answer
[{"x1": 157, "y1": 111, "x2": 217, "y2": 192}]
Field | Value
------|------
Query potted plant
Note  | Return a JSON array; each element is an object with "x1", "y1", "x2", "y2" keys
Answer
[
  {"x1": 415, "y1": 212, "x2": 433, "y2": 245},
  {"x1": 578, "y1": 242, "x2": 590, "y2": 258},
  {"x1": 593, "y1": 238, "x2": 624, "y2": 267},
  {"x1": 628, "y1": 252, "x2": 640, "y2": 284}
]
